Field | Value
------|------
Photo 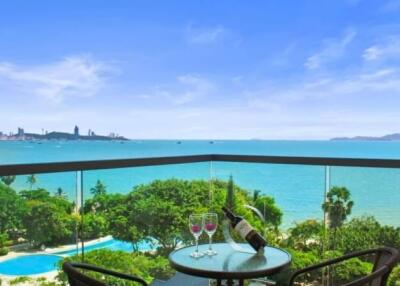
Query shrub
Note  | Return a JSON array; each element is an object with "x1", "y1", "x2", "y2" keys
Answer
[
  {"x1": 9, "y1": 276, "x2": 32, "y2": 285},
  {"x1": 332, "y1": 257, "x2": 373, "y2": 284},
  {"x1": 57, "y1": 249, "x2": 174, "y2": 285},
  {"x1": 0, "y1": 247, "x2": 8, "y2": 256},
  {"x1": 388, "y1": 265, "x2": 400, "y2": 286},
  {"x1": 272, "y1": 249, "x2": 320, "y2": 285}
]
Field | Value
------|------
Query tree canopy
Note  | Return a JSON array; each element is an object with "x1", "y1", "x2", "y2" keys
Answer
[
  {"x1": 322, "y1": 186, "x2": 354, "y2": 229},
  {"x1": 1, "y1": 175, "x2": 16, "y2": 186}
]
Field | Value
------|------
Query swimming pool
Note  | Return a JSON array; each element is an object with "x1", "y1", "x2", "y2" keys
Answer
[
  {"x1": 0, "y1": 254, "x2": 61, "y2": 276},
  {"x1": 0, "y1": 238, "x2": 151, "y2": 275}
]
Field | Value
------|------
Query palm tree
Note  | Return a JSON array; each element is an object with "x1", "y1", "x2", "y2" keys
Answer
[
  {"x1": 0, "y1": 176, "x2": 16, "y2": 186},
  {"x1": 90, "y1": 180, "x2": 107, "y2": 196},
  {"x1": 322, "y1": 186, "x2": 354, "y2": 286},
  {"x1": 322, "y1": 186, "x2": 354, "y2": 230},
  {"x1": 55, "y1": 187, "x2": 67, "y2": 199},
  {"x1": 26, "y1": 174, "x2": 37, "y2": 190}
]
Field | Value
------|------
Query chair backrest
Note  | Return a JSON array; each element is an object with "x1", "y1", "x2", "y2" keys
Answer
[
  {"x1": 344, "y1": 247, "x2": 399, "y2": 286},
  {"x1": 63, "y1": 262, "x2": 106, "y2": 286},
  {"x1": 368, "y1": 247, "x2": 400, "y2": 286},
  {"x1": 289, "y1": 247, "x2": 399, "y2": 286}
]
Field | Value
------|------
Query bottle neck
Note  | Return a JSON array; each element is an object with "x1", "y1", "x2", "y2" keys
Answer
[{"x1": 222, "y1": 207, "x2": 236, "y2": 221}]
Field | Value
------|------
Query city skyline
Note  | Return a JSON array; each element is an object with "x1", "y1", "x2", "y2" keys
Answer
[
  {"x1": 0, "y1": 125, "x2": 124, "y2": 140},
  {"x1": 1, "y1": 1, "x2": 400, "y2": 139}
]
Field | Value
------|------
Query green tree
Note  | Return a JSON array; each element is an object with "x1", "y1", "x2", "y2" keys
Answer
[
  {"x1": 81, "y1": 213, "x2": 108, "y2": 240},
  {"x1": 24, "y1": 197, "x2": 76, "y2": 246},
  {"x1": 108, "y1": 179, "x2": 260, "y2": 255},
  {"x1": 253, "y1": 195, "x2": 283, "y2": 229},
  {"x1": 334, "y1": 216, "x2": 399, "y2": 254},
  {"x1": 21, "y1": 189, "x2": 74, "y2": 214},
  {"x1": 286, "y1": 219, "x2": 324, "y2": 252},
  {"x1": 84, "y1": 193, "x2": 125, "y2": 214},
  {"x1": 26, "y1": 174, "x2": 37, "y2": 190},
  {"x1": 1, "y1": 176, "x2": 16, "y2": 186},
  {"x1": 108, "y1": 204, "x2": 145, "y2": 252},
  {"x1": 0, "y1": 183, "x2": 27, "y2": 239},
  {"x1": 225, "y1": 175, "x2": 236, "y2": 210},
  {"x1": 90, "y1": 180, "x2": 107, "y2": 196},
  {"x1": 322, "y1": 186, "x2": 354, "y2": 230}
]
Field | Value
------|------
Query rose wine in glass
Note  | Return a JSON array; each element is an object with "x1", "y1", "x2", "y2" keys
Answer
[
  {"x1": 204, "y1": 213, "x2": 218, "y2": 256},
  {"x1": 189, "y1": 214, "x2": 204, "y2": 258}
]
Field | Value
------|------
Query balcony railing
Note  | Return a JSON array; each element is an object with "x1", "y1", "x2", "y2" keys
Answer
[{"x1": 0, "y1": 154, "x2": 399, "y2": 285}]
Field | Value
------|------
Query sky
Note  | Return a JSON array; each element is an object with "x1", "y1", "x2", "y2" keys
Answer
[{"x1": 1, "y1": 0, "x2": 400, "y2": 140}]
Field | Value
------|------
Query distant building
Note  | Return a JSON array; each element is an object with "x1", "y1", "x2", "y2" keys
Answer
[
  {"x1": 74, "y1": 125, "x2": 79, "y2": 138},
  {"x1": 17, "y1": 127, "x2": 24, "y2": 137},
  {"x1": 88, "y1": 129, "x2": 91, "y2": 136}
]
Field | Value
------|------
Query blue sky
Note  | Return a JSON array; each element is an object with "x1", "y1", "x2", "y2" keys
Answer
[{"x1": 1, "y1": 0, "x2": 400, "y2": 139}]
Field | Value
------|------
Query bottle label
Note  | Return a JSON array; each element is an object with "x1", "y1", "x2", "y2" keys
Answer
[{"x1": 234, "y1": 219, "x2": 253, "y2": 239}]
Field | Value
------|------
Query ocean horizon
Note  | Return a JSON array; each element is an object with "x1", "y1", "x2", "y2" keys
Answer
[{"x1": 1, "y1": 140, "x2": 399, "y2": 228}]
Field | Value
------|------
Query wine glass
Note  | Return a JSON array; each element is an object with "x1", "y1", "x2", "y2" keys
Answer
[
  {"x1": 189, "y1": 214, "x2": 204, "y2": 258},
  {"x1": 203, "y1": 213, "x2": 218, "y2": 256}
]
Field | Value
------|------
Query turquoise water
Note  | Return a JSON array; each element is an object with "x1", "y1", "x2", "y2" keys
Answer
[
  {"x1": 0, "y1": 238, "x2": 149, "y2": 275},
  {"x1": 0, "y1": 254, "x2": 61, "y2": 275},
  {"x1": 0, "y1": 140, "x2": 399, "y2": 227}
]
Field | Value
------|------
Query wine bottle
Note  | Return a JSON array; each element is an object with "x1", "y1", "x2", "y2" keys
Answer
[{"x1": 222, "y1": 206, "x2": 266, "y2": 253}]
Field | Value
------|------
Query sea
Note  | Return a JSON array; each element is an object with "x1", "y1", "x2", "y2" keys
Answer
[{"x1": 0, "y1": 140, "x2": 399, "y2": 228}]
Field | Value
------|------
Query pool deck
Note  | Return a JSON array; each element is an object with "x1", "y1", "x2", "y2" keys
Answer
[{"x1": 0, "y1": 235, "x2": 113, "y2": 262}]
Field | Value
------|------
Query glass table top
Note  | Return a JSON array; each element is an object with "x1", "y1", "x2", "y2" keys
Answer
[{"x1": 169, "y1": 243, "x2": 291, "y2": 279}]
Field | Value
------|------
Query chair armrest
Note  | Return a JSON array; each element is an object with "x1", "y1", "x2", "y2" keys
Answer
[
  {"x1": 70, "y1": 262, "x2": 148, "y2": 286},
  {"x1": 288, "y1": 249, "x2": 378, "y2": 286}
]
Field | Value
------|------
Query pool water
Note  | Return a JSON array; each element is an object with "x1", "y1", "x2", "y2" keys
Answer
[
  {"x1": 0, "y1": 254, "x2": 61, "y2": 275},
  {"x1": 0, "y1": 238, "x2": 152, "y2": 275}
]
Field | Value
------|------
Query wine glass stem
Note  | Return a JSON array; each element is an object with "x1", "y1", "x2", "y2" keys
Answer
[
  {"x1": 209, "y1": 235, "x2": 212, "y2": 250},
  {"x1": 195, "y1": 237, "x2": 199, "y2": 254}
]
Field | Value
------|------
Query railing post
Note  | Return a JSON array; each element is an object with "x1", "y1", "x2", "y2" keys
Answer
[
  {"x1": 209, "y1": 160, "x2": 214, "y2": 209},
  {"x1": 323, "y1": 165, "x2": 331, "y2": 286},
  {"x1": 76, "y1": 170, "x2": 85, "y2": 262}
]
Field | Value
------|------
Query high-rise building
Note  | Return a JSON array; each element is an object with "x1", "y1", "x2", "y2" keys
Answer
[
  {"x1": 17, "y1": 127, "x2": 25, "y2": 137},
  {"x1": 74, "y1": 125, "x2": 79, "y2": 138}
]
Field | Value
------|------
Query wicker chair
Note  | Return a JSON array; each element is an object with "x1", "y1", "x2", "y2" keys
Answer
[
  {"x1": 289, "y1": 247, "x2": 399, "y2": 286},
  {"x1": 62, "y1": 262, "x2": 148, "y2": 286}
]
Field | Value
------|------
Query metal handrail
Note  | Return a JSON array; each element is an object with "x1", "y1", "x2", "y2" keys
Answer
[{"x1": 1, "y1": 154, "x2": 400, "y2": 176}]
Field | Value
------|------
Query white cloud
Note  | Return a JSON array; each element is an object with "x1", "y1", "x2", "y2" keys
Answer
[
  {"x1": 363, "y1": 36, "x2": 400, "y2": 61},
  {"x1": 305, "y1": 28, "x2": 356, "y2": 69},
  {"x1": 186, "y1": 25, "x2": 226, "y2": 44},
  {"x1": 142, "y1": 74, "x2": 215, "y2": 105},
  {"x1": 0, "y1": 56, "x2": 110, "y2": 103}
]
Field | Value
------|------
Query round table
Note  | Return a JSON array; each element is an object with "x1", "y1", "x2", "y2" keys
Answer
[{"x1": 169, "y1": 243, "x2": 291, "y2": 286}]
